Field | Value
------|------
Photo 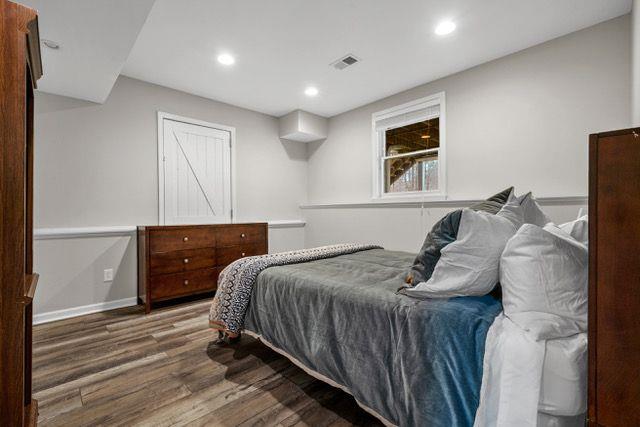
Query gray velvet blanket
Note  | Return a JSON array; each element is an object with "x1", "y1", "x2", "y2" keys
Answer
[
  {"x1": 209, "y1": 244, "x2": 382, "y2": 334},
  {"x1": 243, "y1": 249, "x2": 502, "y2": 426}
]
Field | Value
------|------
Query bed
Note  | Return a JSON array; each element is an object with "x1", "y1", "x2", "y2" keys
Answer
[
  {"x1": 210, "y1": 189, "x2": 589, "y2": 426},
  {"x1": 242, "y1": 248, "x2": 502, "y2": 426}
]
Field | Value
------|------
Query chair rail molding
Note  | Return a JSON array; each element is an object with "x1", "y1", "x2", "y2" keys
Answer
[
  {"x1": 300, "y1": 196, "x2": 588, "y2": 209},
  {"x1": 34, "y1": 226, "x2": 137, "y2": 240},
  {"x1": 34, "y1": 220, "x2": 306, "y2": 240}
]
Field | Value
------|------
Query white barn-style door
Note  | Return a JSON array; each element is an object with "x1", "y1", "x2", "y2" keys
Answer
[{"x1": 159, "y1": 116, "x2": 232, "y2": 225}]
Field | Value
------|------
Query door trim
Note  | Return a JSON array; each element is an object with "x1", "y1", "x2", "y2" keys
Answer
[{"x1": 157, "y1": 111, "x2": 237, "y2": 225}]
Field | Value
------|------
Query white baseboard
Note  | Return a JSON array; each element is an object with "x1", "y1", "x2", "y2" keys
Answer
[{"x1": 33, "y1": 297, "x2": 138, "y2": 325}]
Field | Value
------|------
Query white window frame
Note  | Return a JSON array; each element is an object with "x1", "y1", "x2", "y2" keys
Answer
[
  {"x1": 371, "y1": 92, "x2": 446, "y2": 202},
  {"x1": 157, "y1": 111, "x2": 237, "y2": 225}
]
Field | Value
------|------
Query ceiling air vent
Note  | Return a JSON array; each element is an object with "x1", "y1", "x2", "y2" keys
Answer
[{"x1": 332, "y1": 54, "x2": 360, "y2": 70}]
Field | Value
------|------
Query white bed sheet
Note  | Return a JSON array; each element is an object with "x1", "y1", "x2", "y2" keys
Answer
[
  {"x1": 537, "y1": 412, "x2": 586, "y2": 427},
  {"x1": 540, "y1": 333, "x2": 587, "y2": 416},
  {"x1": 474, "y1": 314, "x2": 587, "y2": 427}
]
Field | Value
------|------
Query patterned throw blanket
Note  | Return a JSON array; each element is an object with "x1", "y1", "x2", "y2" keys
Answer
[{"x1": 209, "y1": 244, "x2": 382, "y2": 335}]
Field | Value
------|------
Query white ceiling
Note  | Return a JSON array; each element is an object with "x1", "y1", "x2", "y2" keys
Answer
[
  {"x1": 20, "y1": 0, "x2": 155, "y2": 103},
  {"x1": 27, "y1": 0, "x2": 631, "y2": 116}
]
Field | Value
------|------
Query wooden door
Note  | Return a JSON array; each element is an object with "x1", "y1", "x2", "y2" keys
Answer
[{"x1": 160, "y1": 118, "x2": 232, "y2": 225}]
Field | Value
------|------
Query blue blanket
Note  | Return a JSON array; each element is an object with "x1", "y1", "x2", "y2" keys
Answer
[{"x1": 244, "y1": 249, "x2": 502, "y2": 426}]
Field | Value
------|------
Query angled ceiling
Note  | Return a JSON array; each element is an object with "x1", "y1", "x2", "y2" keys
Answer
[
  {"x1": 25, "y1": 0, "x2": 631, "y2": 115},
  {"x1": 20, "y1": 0, "x2": 155, "y2": 103}
]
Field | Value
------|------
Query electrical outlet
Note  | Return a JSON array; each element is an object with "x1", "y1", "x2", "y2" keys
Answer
[{"x1": 103, "y1": 268, "x2": 114, "y2": 282}]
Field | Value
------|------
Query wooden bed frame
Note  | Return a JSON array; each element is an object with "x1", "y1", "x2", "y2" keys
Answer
[{"x1": 587, "y1": 128, "x2": 640, "y2": 427}]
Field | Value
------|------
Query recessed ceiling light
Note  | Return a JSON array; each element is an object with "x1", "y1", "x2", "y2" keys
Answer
[
  {"x1": 217, "y1": 53, "x2": 235, "y2": 66},
  {"x1": 42, "y1": 39, "x2": 60, "y2": 50},
  {"x1": 434, "y1": 21, "x2": 456, "y2": 36},
  {"x1": 304, "y1": 86, "x2": 319, "y2": 97}
]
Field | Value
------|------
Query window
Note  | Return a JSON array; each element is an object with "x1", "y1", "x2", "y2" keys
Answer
[{"x1": 372, "y1": 93, "x2": 446, "y2": 200}]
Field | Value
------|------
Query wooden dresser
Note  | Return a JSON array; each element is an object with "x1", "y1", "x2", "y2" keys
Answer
[
  {"x1": 0, "y1": 1, "x2": 42, "y2": 425},
  {"x1": 138, "y1": 223, "x2": 268, "y2": 312},
  {"x1": 588, "y1": 128, "x2": 640, "y2": 426}
]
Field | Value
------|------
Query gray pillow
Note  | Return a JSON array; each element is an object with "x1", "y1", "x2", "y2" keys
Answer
[{"x1": 405, "y1": 187, "x2": 513, "y2": 285}]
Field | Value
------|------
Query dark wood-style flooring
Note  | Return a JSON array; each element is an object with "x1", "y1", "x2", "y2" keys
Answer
[{"x1": 33, "y1": 299, "x2": 382, "y2": 426}]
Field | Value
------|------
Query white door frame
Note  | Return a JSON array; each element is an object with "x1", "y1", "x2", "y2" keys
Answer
[{"x1": 157, "y1": 111, "x2": 237, "y2": 225}]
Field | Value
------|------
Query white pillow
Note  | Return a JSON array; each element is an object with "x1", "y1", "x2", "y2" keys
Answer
[
  {"x1": 560, "y1": 214, "x2": 588, "y2": 246},
  {"x1": 517, "y1": 192, "x2": 552, "y2": 227},
  {"x1": 500, "y1": 223, "x2": 588, "y2": 340},
  {"x1": 404, "y1": 196, "x2": 523, "y2": 298}
]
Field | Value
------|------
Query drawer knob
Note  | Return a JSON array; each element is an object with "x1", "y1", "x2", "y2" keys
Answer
[
  {"x1": 241, "y1": 233, "x2": 246, "y2": 238},
  {"x1": 183, "y1": 236, "x2": 189, "y2": 242},
  {"x1": 184, "y1": 280, "x2": 189, "y2": 285},
  {"x1": 241, "y1": 252, "x2": 246, "y2": 257},
  {"x1": 183, "y1": 258, "x2": 190, "y2": 264}
]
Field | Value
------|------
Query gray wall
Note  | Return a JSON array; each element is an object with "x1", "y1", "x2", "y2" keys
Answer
[
  {"x1": 33, "y1": 16, "x2": 632, "y2": 320},
  {"x1": 305, "y1": 15, "x2": 630, "y2": 251},
  {"x1": 35, "y1": 76, "x2": 307, "y2": 227},
  {"x1": 33, "y1": 76, "x2": 307, "y2": 319},
  {"x1": 633, "y1": 0, "x2": 640, "y2": 125},
  {"x1": 303, "y1": 202, "x2": 587, "y2": 254},
  {"x1": 308, "y1": 15, "x2": 630, "y2": 203},
  {"x1": 34, "y1": 234, "x2": 138, "y2": 321}
]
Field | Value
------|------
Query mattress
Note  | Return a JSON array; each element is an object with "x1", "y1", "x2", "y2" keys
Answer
[{"x1": 243, "y1": 248, "x2": 502, "y2": 426}]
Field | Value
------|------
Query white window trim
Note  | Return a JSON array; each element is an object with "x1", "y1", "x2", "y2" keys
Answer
[
  {"x1": 157, "y1": 111, "x2": 237, "y2": 225},
  {"x1": 371, "y1": 92, "x2": 447, "y2": 202}
]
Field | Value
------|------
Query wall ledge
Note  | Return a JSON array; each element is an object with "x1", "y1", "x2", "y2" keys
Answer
[
  {"x1": 300, "y1": 196, "x2": 588, "y2": 209},
  {"x1": 34, "y1": 220, "x2": 306, "y2": 240},
  {"x1": 266, "y1": 220, "x2": 307, "y2": 228},
  {"x1": 35, "y1": 226, "x2": 137, "y2": 240}
]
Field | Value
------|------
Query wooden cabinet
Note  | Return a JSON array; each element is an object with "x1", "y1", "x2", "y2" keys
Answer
[
  {"x1": 588, "y1": 128, "x2": 640, "y2": 427},
  {"x1": 0, "y1": 1, "x2": 43, "y2": 425},
  {"x1": 138, "y1": 223, "x2": 268, "y2": 312}
]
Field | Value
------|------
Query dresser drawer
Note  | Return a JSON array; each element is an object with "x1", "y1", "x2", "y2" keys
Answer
[
  {"x1": 217, "y1": 224, "x2": 266, "y2": 247},
  {"x1": 149, "y1": 248, "x2": 215, "y2": 276},
  {"x1": 216, "y1": 243, "x2": 266, "y2": 266},
  {"x1": 150, "y1": 228, "x2": 216, "y2": 253},
  {"x1": 149, "y1": 268, "x2": 219, "y2": 300}
]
